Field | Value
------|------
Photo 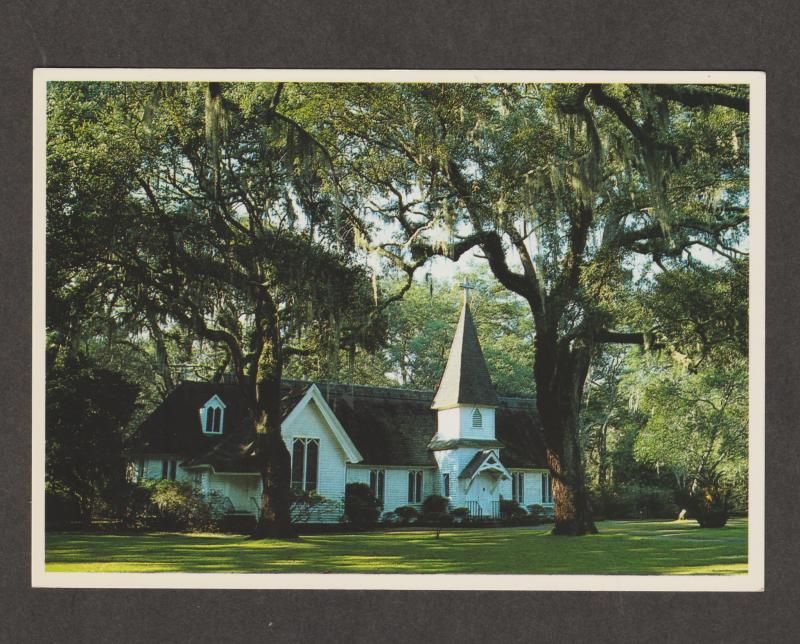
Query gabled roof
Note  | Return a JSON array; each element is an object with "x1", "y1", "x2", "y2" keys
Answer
[
  {"x1": 431, "y1": 302, "x2": 500, "y2": 410},
  {"x1": 130, "y1": 380, "x2": 548, "y2": 472},
  {"x1": 459, "y1": 449, "x2": 511, "y2": 481}
]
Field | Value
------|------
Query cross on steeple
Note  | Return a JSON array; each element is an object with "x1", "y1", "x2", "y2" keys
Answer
[{"x1": 460, "y1": 280, "x2": 475, "y2": 305}]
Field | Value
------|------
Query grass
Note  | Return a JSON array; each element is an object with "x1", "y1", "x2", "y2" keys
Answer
[{"x1": 45, "y1": 518, "x2": 747, "y2": 575}]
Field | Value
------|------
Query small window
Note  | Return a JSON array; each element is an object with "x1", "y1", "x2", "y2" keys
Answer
[
  {"x1": 472, "y1": 408, "x2": 483, "y2": 428},
  {"x1": 512, "y1": 472, "x2": 524, "y2": 504},
  {"x1": 370, "y1": 469, "x2": 385, "y2": 504},
  {"x1": 162, "y1": 459, "x2": 177, "y2": 481},
  {"x1": 408, "y1": 470, "x2": 423, "y2": 503},
  {"x1": 443, "y1": 473, "x2": 450, "y2": 497},
  {"x1": 291, "y1": 438, "x2": 320, "y2": 492},
  {"x1": 541, "y1": 472, "x2": 554, "y2": 504},
  {"x1": 200, "y1": 395, "x2": 226, "y2": 434}
]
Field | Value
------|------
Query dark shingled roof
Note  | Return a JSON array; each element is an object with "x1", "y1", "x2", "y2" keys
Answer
[
  {"x1": 130, "y1": 380, "x2": 547, "y2": 472},
  {"x1": 431, "y1": 302, "x2": 500, "y2": 410}
]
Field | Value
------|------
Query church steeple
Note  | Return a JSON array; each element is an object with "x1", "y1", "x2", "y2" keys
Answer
[{"x1": 431, "y1": 288, "x2": 499, "y2": 411}]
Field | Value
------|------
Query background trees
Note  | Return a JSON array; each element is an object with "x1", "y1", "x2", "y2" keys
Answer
[
  {"x1": 47, "y1": 81, "x2": 750, "y2": 534},
  {"x1": 47, "y1": 82, "x2": 384, "y2": 536},
  {"x1": 295, "y1": 83, "x2": 749, "y2": 534}
]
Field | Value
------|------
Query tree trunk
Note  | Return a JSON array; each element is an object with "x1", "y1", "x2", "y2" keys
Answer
[
  {"x1": 251, "y1": 341, "x2": 296, "y2": 539},
  {"x1": 597, "y1": 424, "x2": 608, "y2": 491},
  {"x1": 535, "y1": 331, "x2": 598, "y2": 536}
]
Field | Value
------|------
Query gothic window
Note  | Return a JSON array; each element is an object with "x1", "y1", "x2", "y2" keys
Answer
[
  {"x1": 408, "y1": 470, "x2": 423, "y2": 503},
  {"x1": 443, "y1": 473, "x2": 450, "y2": 498},
  {"x1": 291, "y1": 438, "x2": 320, "y2": 492},
  {"x1": 370, "y1": 469, "x2": 385, "y2": 504},
  {"x1": 512, "y1": 472, "x2": 525, "y2": 504},
  {"x1": 200, "y1": 395, "x2": 226, "y2": 434}
]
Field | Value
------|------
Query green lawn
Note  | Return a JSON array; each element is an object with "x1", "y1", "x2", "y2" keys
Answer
[{"x1": 45, "y1": 518, "x2": 747, "y2": 575}]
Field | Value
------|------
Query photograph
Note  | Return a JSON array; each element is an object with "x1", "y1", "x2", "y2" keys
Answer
[{"x1": 33, "y1": 70, "x2": 764, "y2": 590}]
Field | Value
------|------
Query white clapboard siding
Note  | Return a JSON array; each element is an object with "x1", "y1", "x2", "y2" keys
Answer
[
  {"x1": 280, "y1": 397, "x2": 348, "y2": 523},
  {"x1": 207, "y1": 473, "x2": 261, "y2": 513},
  {"x1": 139, "y1": 457, "x2": 192, "y2": 483},
  {"x1": 503, "y1": 469, "x2": 553, "y2": 508},
  {"x1": 346, "y1": 466, "x2": 436, "y2": 513}
]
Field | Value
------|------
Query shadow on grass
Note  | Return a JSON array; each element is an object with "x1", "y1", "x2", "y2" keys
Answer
[{"x1": 45, "y1": 518, "x2": 748, "y2": 575}]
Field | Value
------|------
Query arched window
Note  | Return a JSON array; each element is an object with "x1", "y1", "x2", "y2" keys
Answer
[
  {"x1": 291, "y1": 438, "x2": 320, "y2": 491},
  {"x1": 472, "y1": 408, "x2": 483, "y2": 428},
  {"x1": 200, "y1": 395, "x2": 226, "y2": 434}
]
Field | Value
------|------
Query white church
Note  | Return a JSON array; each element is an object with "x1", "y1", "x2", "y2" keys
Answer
[{"x1": 131, "y1": 296, "x2": 554, "y2": 522}]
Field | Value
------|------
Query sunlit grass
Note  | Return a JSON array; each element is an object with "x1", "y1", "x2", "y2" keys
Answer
[{"x1": 45, "y1": 518, "x2": 747, "y2": 575}]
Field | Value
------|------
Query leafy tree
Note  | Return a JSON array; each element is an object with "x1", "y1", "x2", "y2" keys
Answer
[
  {"x1": 46, "y1": 353, "x2": 139, "y2": 522},
  {"x1": 624, "y1": 356, "x2": 747, "y2": 527},
  {"x1": 297, "y1": 82, "x2": 748, "y2": 534},
  {"x1": 47, "y1": 82, "x2": 385, "y2": 538}
]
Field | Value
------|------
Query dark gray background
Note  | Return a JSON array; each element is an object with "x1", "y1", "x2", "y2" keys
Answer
[{"x1": 1, "y1": 1, "x2": 795, "y2": 641}]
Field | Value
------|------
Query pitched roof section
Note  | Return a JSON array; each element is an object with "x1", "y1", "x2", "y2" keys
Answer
[
  {"x1": 130, "y1": 380, "x2": 547, "y2": 472},
  {"x1": 431, "y1": 302, "x2": 499, "y2": 410}
]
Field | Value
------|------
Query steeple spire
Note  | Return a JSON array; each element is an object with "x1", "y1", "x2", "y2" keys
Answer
[{"x1": 431, "y1": 297, "x2": 499, "y2": 410}]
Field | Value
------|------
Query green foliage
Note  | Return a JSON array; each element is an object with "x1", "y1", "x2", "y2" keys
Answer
[
  {"x1": 635, "y1": 259, "x2": 748, "y2": 369},
  {"x1": 289, "y1": 487, "x2": 340, "y2": 524},
  {"x1": 46, "y1": 353, "x2": 139, "y2": 523},
  {"x1": 107, "y1": 480, "x2": 226, "y2": 532},
  {"x1": 526, "y1": 504, "x2": 555, "y2": 523},
  {"x1": 393, "y1": 505, "x2": 420, "y2": 525},
  {"x1": 421, "y1": 494, "x2": 449, "y2": 514},
  {"x1": 148, "y1": 480, "x2": 226, "y2": 532},
  {"x1": 450, "y1": 507, "x2": 470, "y2": 524},
  {"x1": 499, "y1": 499, "x2": 527, "y2": 520},
  {"x1": 290, "y1": 266, "x2": 536, "y2": 395},
  {"x1": 619, "y1": 355, "x2": 747, "y2": 526},
  {"x1": 589, "y1": 484, "x2": 679, "y2": 520},
  {"x1": 343, "y1": 483, "x2": 381, "y2": 527}
]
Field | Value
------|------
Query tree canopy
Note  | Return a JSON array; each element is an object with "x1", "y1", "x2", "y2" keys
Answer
[{"x1": 47, "y1": 81, "x2": 750, "y2": 535}]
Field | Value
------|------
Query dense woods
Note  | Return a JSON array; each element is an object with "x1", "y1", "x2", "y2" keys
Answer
[{"x1": 47, "y1": 81, "x2": 749, "y2": 535}]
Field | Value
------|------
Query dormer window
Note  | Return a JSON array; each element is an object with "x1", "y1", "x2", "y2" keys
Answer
[
  {"x1": 472, "y1": 408, "x2": 483, "y2": 428},
  {"x1": 200, "y1": 395, "x2": 226, "y2": 434}
]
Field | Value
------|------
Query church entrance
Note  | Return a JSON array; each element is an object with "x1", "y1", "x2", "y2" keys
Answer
[{"x1": 465, "y1": 473, "x2": 499, "y2": 518}]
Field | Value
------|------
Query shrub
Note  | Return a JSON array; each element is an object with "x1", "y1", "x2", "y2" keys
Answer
[
  {"x1": 499, "y1": 499, "x2": 527, "y2": 522},
  {"x1": 681, "y1": 475, "x2": 732, "y2": 528},
  {"x1": 218, "y1": 513, "x2": 258, "y2": 534},
  {"x1": 393, "y1": 505, "x2": 420, "y2": 525},
  {"x1": 289, "y1": 488, "x2": 339, "y2": 524},
  {"x1": 422, "y1": 494, "x2": 449, "y2": 514},
  {"x1": 344, "y1": 483, "x2": 381, "y2": 527},
  {"x1": 450, "y1": 507, "x2": 470, "y2": 524},
  {"x1": 111, "y1": 481, "x2": 156, "y2": 529},
  {"x1": 149, "y1": 480, "x2": 225, "y2": 531},
  {"x1": 381, "y1": 511, "x2": 402, "y2": 526},
  {"x1": 421, "y1": 511, "x2": 454, "y2": 538},
  {"x1": 590, "y1": 485, "x2": 679, "y2": 520},
  {"x1": 45, "y1": 488, "x2": 83, "y2": 528},
  {"x1": 526, "y1": 504, "x2": 554, "y2": 523}
]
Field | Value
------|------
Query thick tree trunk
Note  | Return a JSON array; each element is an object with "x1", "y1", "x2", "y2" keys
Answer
[
  {"x1": 251, "y1": 344, "x2": 296, "y2": 539},
  {"x1": 535, "y1": 331, "x2": 598, "y2": 536}
]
